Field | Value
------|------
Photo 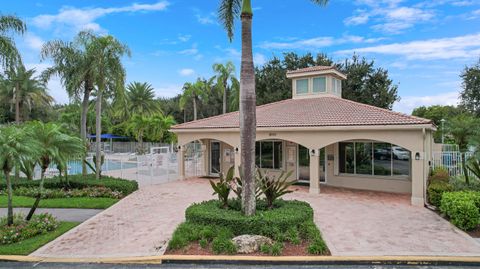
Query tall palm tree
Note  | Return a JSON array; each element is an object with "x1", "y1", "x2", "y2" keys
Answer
[
  {"x1": 87, "y1": 34, "x2": 130, "y2": 179},
  {"x1": 0, "y1": 125, "x2": 40, "y2": 225},
  {"x1": 0, "y1": 15, "x2": 26, "y2": 69},
  {"x1": 2, "y1": 64, "x2": 54, "y2": 122},
  {"x1": 213, "y1": 61, "x2": 237, "y2": 114},
  {"x1": 41, "y1": 31, "x2": 98, "y2": 176},
  {"x1": 126, "y1": 114, "x2": 151, "y2": 154},
  {"x1": 126, "y1": 82, "x2": 161, "y2": 116},
  {"x1": 229, "y1": 76, "x2": 240, "y2": 111},
  {"x1": 179, "y1": 79, "x2": 209, "y2": 121},
  {"x1": 149, "y1": 114, "x2": 177, "y2": 142},
  {"x1": 218, "y1": 0, "x2": 329, "y2": 215},
  {"x1": 24, "y1": 121, "x2": 84, "y2": 220}
]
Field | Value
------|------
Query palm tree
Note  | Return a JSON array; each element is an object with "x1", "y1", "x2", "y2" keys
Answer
[
  {"x1": 0, "y1": 125, "x2": 40, "y2": 225},
  {"x1": 126, "y1": 114, "x2": 151, "y2": 154},
  {"x1": 218, "y1": 0, "x2": 329, "y2": 215},
  {"x1": 2, "y1": 64, "x2": 54, "y2": 123},
  {"x1": 213, "y1": 61, "x2": 237, "y2": 114},
  {"x1": 41, "y1": 31, "x2": 98, "y2": 176},
  {"x1": 25, "y1": 121, "x2": 84, "y2": 220},
  {"x1": 126, "y1": 82, "x2": 161, "y2": 116},
  {"x1": 149, "y1": 114, "x2": 177, "y2": 142},
  {"x1": 0, "y1": 15, "x2": 26, "y2": 69},
  {"x1": 179, "y1": 79, "x2": 209, "y2": 121},
  {"x1": 229, "y1": 76, "x2": 240, "y2": 111},
  {"x1": 87, "y1": 34, "x2": 130, "y2": 179}
]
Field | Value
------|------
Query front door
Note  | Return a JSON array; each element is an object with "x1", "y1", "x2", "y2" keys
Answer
[{"x1": 210, "y1": 141, "x2": 221, "y2": 175}]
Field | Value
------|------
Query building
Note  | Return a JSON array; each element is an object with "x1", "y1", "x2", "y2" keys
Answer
[{"x1": 171, "y1": 66, "x2": 436, "y2": 206}]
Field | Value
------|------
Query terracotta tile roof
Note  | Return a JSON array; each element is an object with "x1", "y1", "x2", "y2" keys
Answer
[
  {"x1": 171, "y1": 96, "x2": 432, "y2": 130},
  {"x1": 286, "y1": 65, "x2": 340, "y2": 75}
]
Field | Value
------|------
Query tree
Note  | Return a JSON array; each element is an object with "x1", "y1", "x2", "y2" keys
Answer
[
  {"x1": 339, "y1": 54, "x2": 399, "y2": 109},
  {"x1": 447, "y1": 114, "x2": 480, "y2": 185},
  {"x1": 412, "y1": 105, "x2": 463, "y2": 143},
  {"x1": 2, "y1": 64, "x2": 54, "y2": 123},
  {"x1": 87, "y1": 33, "x2": 130, "y2": 179},
  {"x1": 460, "y1": 59, "x2": 480, "y2": 116},
  {"x1": 24, "y1": 122, "x2": 84, "y2": 220},
  {"x1": 0, "y1": 125, "x2": 40, "y2": 225},
  {"x1": 124, "y1": 82, "x2": 161, "y2": 117},
  {"x1": 217, "y1": 0, "x2": 329, "y2": 216},
  {"x1": 179, "y1": 79, "x2": 210, "y2": 121},
  {"x1": 213, "y1": 61, "x2": 237, "y2": 114},
  {"x1": 41, "y1": 31, "x2": 98, "y2": 176},
  {"x1": 0, "y1": 15, "x2": 26, "y2": 69},
  {"x1": 126, "y1": 114, "x2": 151, "y2": 154}
]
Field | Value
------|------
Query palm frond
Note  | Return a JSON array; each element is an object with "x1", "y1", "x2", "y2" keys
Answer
[{"x1": 218, "y1": 0, "x2": 241, "y2": 42}]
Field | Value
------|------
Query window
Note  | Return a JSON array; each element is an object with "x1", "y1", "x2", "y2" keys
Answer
[
  {"x1": 331, "y1": 78, "x2": 342, "y2": 94},
  {"x1": 313, "y1": 77, "x2": 326, "y2": 93},
  {"x1": 255, "y1": 141, "x2": 283, "y2": 169},
  {"x1": 296, "y1": 79, "x2": 309, "y2": 94},
  {"x1": 339, "y1": 141, "x2": 410, "y2": 178}
]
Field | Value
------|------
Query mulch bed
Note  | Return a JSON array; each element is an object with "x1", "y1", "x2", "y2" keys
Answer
[
  {"x1": 466, "y1": 226, "x2": 480, "y2": 238},
  {"x1": 165, "y1": 240, "x2": 330, "y2": 256}
]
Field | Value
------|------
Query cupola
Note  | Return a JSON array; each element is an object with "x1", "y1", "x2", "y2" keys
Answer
[{"x1": 286, "y1": 66, "x2": 347, "y2": 99}]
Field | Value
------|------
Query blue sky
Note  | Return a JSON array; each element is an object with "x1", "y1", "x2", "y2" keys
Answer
[{"x1": 4, "y1": 0, "x2": 480, "y2": 113}]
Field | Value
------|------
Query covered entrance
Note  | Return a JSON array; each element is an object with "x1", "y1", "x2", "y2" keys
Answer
[{"x1": 298, "y1": 145, "x2": 326, "y2": 184}]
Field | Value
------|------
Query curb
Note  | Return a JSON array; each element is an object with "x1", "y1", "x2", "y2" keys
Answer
[{"x1": 1, "y1": 255, "x2": 480, "y2": 266}]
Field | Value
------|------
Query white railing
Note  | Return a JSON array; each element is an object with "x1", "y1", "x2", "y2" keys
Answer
[
  {"x1": 432, "y1": 151, "x2": 477, "y2": 179},
  {"x1": 88, "y1": 142, "x2": 172, "y2": 154}
]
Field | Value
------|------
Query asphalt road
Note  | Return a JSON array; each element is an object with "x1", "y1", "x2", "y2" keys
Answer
[
  {"x1": 0, "y1": 208, "x2": 102, "y2": 222},
  {"x1": 0, "y1": 262, "x2": 477, "y2": 269}
]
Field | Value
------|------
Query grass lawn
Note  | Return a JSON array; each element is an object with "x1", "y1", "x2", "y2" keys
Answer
[
  {"x1": 0, "y1": 221, "x2": 79, "y2": 255},
  {"x1": 0, "y1": 195, "x2": 118, "y2": 209}
]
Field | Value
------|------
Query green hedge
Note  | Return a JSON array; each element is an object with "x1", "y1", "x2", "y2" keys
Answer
[
  {"x1": 0, "y1": 174, "x2": 138, "y2": 196},
  {"x1": 427, "y1": 181, "x2": 453, "y2": 207},
  {"x1": 185, "y1": 199, "x2": 313, "y2": 236},
  {"x1": 440, "y1": 191, "x2": 480, "y2": 231}
]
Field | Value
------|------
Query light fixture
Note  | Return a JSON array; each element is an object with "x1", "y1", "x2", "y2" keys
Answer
[
  {"x1": 310, "y1": 149, "x2": 316, "y2": 156},
  {"x1": 415, "y1": 152, "x2": 420, "y2": 160},
  {"x1": 235, "y1": 147, "x2": 239, "y2": 153}
]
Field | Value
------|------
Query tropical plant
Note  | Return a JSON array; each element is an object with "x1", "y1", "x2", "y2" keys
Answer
[
  {"x1": 86, "y1": 33, "x2": 130, "y2": 179},
  {"x1": 0, "y1": 125, "x2": 40, "y2": 225},
  {"x1": 257, "y1": 170, "x2": 295, "y2": 209},
  {"x1": 217, "y1": 0, "x2": 329, "y2": 215},
  {"x1": 1, "y1": 64, "x2": 54, "y2": 123},
  {"x1": 467, "y1": 158, "x2": 480, "y2": 181},
  {"x1": 447, "y1": 114, "x2": 480, "y2": 185},
  {"x1": 24, "y1": 121, "x2": 84, "y2": 221},
  {"x1": 179, "y1": 79, "x2": 210, "y2": 121},
  {"x1": 126, "y1": 82, "x2": 161, "y2": 116},
  {"x1": 212, "y1": 61, "x2": 237, "y2": 114},
  {"x1": 126, "y1": 114, "x2": 151, "y2": 154},
  {"x1": 209, "y1": 166, "x2": 235, "y2": 208},
  {"x1": 0, "y1": 15, "x2": 26, "y2": 69}
]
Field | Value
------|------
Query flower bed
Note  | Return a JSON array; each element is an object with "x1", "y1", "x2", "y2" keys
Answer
[
  {"x1": 0, "y1": 213, "x2": 58, "y2": 245},
  {"x1": 9, "y1": 186, "x2": 124, "y2": 199}
]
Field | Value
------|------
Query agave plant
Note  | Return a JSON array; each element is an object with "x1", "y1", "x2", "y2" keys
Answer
[
  {"x1": 257, "y1": 169, "x2": 295, "y2": 209},
  {"x1": 209, "y1": 166, "x2": 235, "y2": 208}
]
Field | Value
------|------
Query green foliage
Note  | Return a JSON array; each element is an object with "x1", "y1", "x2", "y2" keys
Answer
[
  {"x1": 185, "y1": 199, "x2": 313, "y2": 236},
  {"x1": 0, "y1": 213, "x2": 58, "y2": 245},
  {"x1": 270, "y1": 242, "x2": 283, "y2": 256},
  {"x1": 427, "y1": 181, "x2": 453, "y2": 207},
  {"x1": 430, "y1": 166, "x2": 450, "y2": 182},
  {"x1": 0, "y1": 195, "x2": 118, "y2": 209},
  {"x1": 209, "y1": 166, "x2": 235, "y2": 208},
  {"x1": 411, "y1": 105, "x2": 463, "y2": 143},
  {"x1": 450, "y1": 176, "x2": 480, "y2": 192},
  {"x1": 467, "y1": 158, "x2": 480, "y2": 180},
  {"x1": 286, "y1": 227, "x2": 301, "y2": 245},
  {"x1": 460, "y1": 59, "x2": 480, "y2": 116},
  {"x1": 0, "y1": 174, "x2": 138, "y2": 196},
  {"x1": 10, "y1": 186, "x2": 124, "y2": 199},
  {"x1": 199, "y1": 238, "x2": 208, "y2": 249},
  {"x1": 299, "y1": 221, "x2": 329, "y2": 255},
  {"x1": 212, "y1": 236, "x2": 237, "y2": 255},
  {"x1": 308, "y1": 238, "x2": 329, "y2": 255},
  {"x1": 440, "y1": 191, "x2": 480, "y2": 230},
  {"x1": 257, "y1": 170, "x2": 295, "y2": 209}
]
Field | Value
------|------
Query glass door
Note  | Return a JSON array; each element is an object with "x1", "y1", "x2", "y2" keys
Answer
[
  {"x1": 210, "y1": 141, "x2": 221, "y2": 175},
  {"x1": 298, "y1": 145, "x2": 310, "y2": 181}
]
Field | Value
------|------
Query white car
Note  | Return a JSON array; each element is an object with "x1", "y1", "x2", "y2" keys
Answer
[{"x1": 392, "y1": 146, "x2": 410, "y2": 160}]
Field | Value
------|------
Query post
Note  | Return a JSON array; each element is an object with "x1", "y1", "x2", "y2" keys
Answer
[
  {"x1": 178, "y1": 146, "x2": 185, "y2": 180},
  {"x1": 309, "y1": 149, "x2": 320, "y2": 194},
  {"x1": 411, "y1": 151, "x2": 425, "y2": 206},
  {"x1": 234, "y1": 147, "x2": 241, "y2": 178}
]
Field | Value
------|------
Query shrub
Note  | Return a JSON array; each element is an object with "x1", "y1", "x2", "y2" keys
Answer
[
  {"x1": 429, "y1": 166, "x2": 450, "y2": 183},
  {"x1": 199, "y1": 238, "x2": 208, "y2": 249},
  {"x1": 260, "y1": 244, "x2": 270, "y2": 254},
  {"x1": 211, "y1": 236, "x2": 236, "y2": 254},
  {"x1": 185, "y1": 199, "x2": 313, "y2": 236},
  {"x1": 0, "y1": 213, "x2": 58, "y2": 245},
  {"x1": 286, "y1": 227, "x2": 301, "y2": 245},
  {"x1": 209, "y1": 166, "x2": 235, "y2": 208},
  {"x1": 308, "y1": 238, "x2": 329, "y2": 255},
  {"x1": 270, "y1": 242, "x2": 283, "y2": 256},
  {"x1": 440, "y1": 191, "x2": 480, "y2": 230},
  {"x1": 450, "y1": 176, "x2": 480, "y2": 192},
  {"x1": 427, "y1": 181, "x2": 453, "y2": 207},
  {"x1": 11, "y1": 186, "x2": 124, "y2": 199},
  {"x1": 257, "y1": 170, "x2": 295, "y2": 209},
  {"x1": 0, "y1": 174, "x2": 138, "y2": 196}
]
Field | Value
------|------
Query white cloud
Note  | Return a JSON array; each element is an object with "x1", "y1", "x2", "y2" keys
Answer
[
  {"x1": 195, "y1": 11, "x2": 216, "y2": 25},
  {"x1": 179, "y1": 68, "x2": 195, "y2": 76},
  {"x1": 254, "y1": 53, "x2": 267, "y2": 66},
  {"x1": 259, "y1": 35, "x2": 384, "y2": 50},
  {"x1": 31, "y1": 1, "x2": 169, "y2": 34},
  {"x1": 179, "y1": 44, "x2": 199, "y2": 56},
  {"x1": 393, "y1": 91, "x2": 460, "y2": 114},
  {"x1": 24, "y1": 63, "x2": 68, "y2": 104},
  {"x1": 153, "y1": 84, "x2": 183, "y2": 98},
  {"x1": 178, "y1": 34, "x2": 191, "y2": 42},
  {"x1": 336, "y1": 33, "x2": 480, "y2": 60},
  {"x1": 24, "y1": 33, "x2": 44, "y2": 51}
]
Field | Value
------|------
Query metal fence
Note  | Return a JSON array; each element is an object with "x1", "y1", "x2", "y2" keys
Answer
[
  {"x1": 432, "y1": 151, "x2": 477, "y2": 179},
  {"x1": 88, "y1": 142, "x2": 172, "y2": 154}
]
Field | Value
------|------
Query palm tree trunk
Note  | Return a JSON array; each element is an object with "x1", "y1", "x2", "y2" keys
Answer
[
  {"x1": 223, "y1": 81, "x2": 227, "y2": 114},
  {"x1": 462, "y1": 153, "x2": 470, "y2": 185},
  {"x1": 5, "y1": 171, "x2": 14, "y2": 226},
  {"x1": 81, "y1": 82, "x2": 92, "y2": 176},
  {"x1": 138, "y1": 129, "x2": 144, "y2": 154},
  {"x1": 240, "y1": 6, "x2": 256, "y2": 216},
  {"x1": 15, "y1": 82, "x2": 20, "y2": 123},
  {"x1": 193, "y1": 98, "x2": 197, "y2": 121},
  {"x1": 26, "y1": 169, "x2": 45, "y2": 221},
  {"x1": 95, "y1": 89, "x2": 103, "y2": 180}
]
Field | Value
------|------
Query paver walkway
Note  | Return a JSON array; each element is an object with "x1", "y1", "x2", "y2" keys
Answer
[
  {"x1": 0, "y1": 208, "x2": 102, "y2": 222},
  {"x1": 32, "y1": 178, "x2": 480, "y2": 258}
]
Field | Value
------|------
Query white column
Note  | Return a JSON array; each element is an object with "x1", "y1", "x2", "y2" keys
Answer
[
  {"x1": 178, "y1": 146, "x2": 185, "y2": 180},
  {"x1": 309, "y1": 151, "x2": 320, "y2": 194},
  {"x1": 411, "y1": 151, "x2": 425, "y2": 206},
  {"x1": 234, "y1": 147, "x2": 241, "y2": 178}
]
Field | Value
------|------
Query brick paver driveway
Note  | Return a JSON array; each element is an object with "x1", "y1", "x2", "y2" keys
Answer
[{"x1": 32, "y1": 178, "x2": 480, "y2": 258}]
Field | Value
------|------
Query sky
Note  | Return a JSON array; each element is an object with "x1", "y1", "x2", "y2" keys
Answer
[{"x1": 3, "y1": 0, "x2": 480, "y2": 114}]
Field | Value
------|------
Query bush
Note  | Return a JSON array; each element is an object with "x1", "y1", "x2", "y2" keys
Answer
[
  {"x1": 11, "y1": 186, "x2": 124, "y2": 199},
  {"x1": 308, "y1": 238, "x2": 329, "y2": 255},
  {"x1": 211, "y1": 236, "x2": 236, "y2": 254},
  {"x1": 0, "y1": 174, "x2": 138, "y2": 196},
  {"x1": 428, "y1": 181, "x2": 453, "y2": 207},
  {"x1": 185, "y1": 199, "x2": 313, "y2": 236},
  {"x1": 429, "y1": 167, "x2": 450, "y2": 183},
  {"x1": 440, "y1": 191, "x2": 480, "y2": 231},
  {"x1": 450, "y1": 176, "x2": 480, "y2": 192},
  {"x1": 0, "y1": 213, "x2": 58, "y2": 245}
]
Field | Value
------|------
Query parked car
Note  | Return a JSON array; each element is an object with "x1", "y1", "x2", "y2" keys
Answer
[{"x1": 392, "y1": 146, "x2": 410, "y2": 160}]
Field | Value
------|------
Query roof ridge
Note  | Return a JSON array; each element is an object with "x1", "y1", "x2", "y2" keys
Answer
[{"x1": 331, "y1": 97, "x2": 432, "y2": 124}]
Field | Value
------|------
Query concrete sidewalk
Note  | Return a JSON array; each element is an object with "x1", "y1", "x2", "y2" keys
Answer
[{"x1": 0, "y1": 208, "x2": 102, "y2": 222}]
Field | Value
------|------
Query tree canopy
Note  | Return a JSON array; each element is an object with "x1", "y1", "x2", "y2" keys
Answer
[{"x1": 460, "y1": 59, "x2": 480, "y2": 116}]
